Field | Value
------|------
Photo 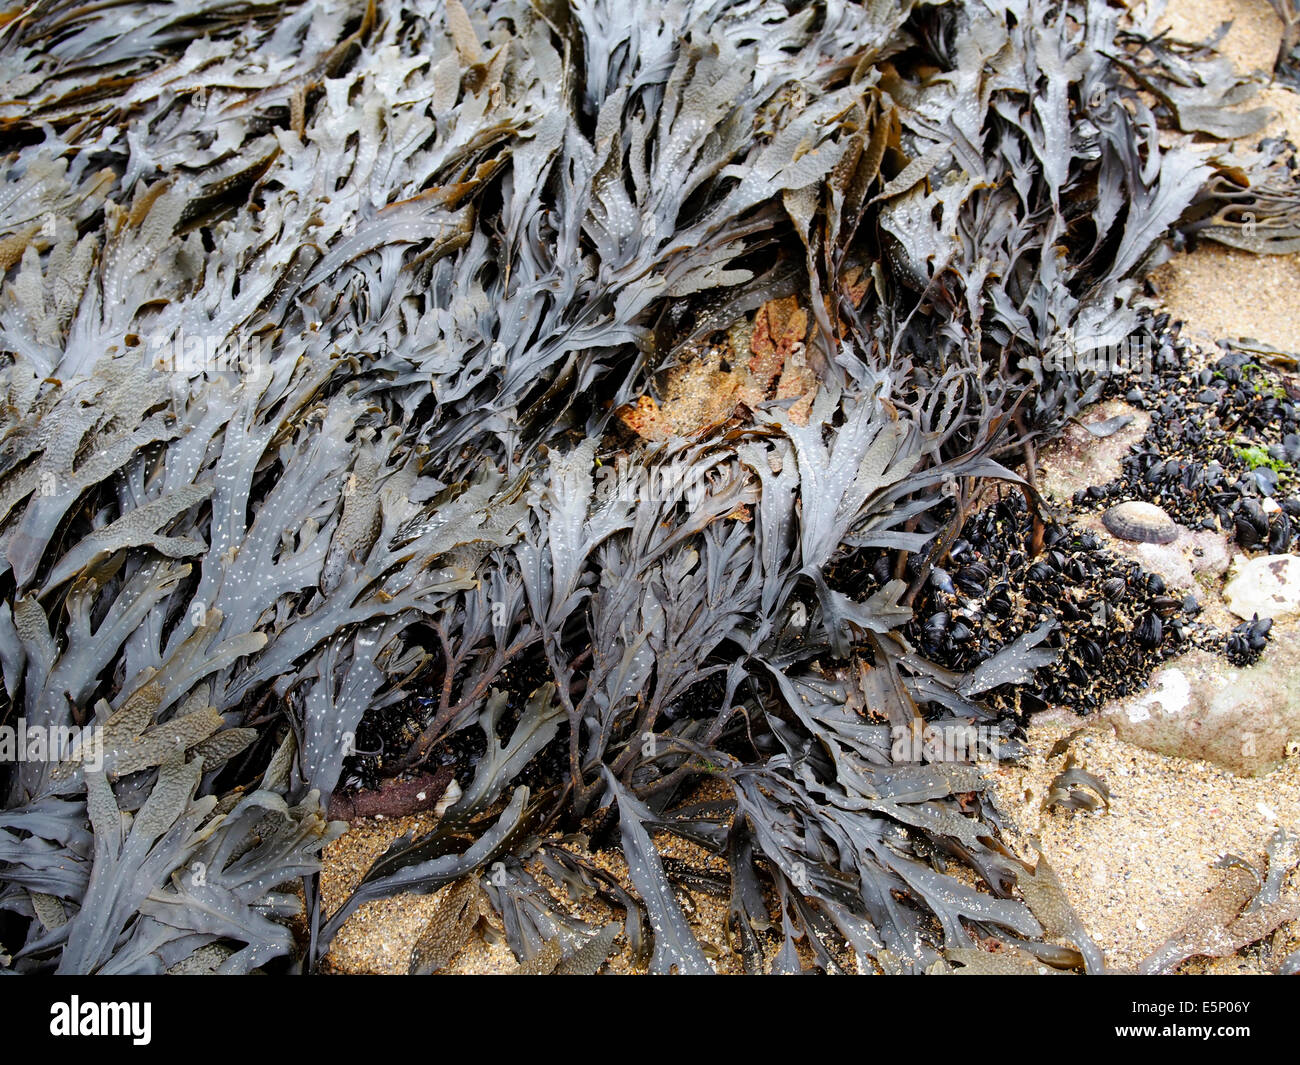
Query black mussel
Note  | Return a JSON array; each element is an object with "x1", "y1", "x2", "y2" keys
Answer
[
  {"x1": 1027, "y1": 560, "x2": 1055, "y2": 583},
  {"x1": 1226, "y1": 614, "x2": 1273, "y2": 666},
  {"x1": 923, "y1": 611, "x2": 950, "y2": 640},
  {"x1": 955, "y1": 562, "x2": 990, "y2": 594},
  {"x1": 986, "y1": 588, "x2": 1012, "y2": 617},
  {"x1": 1059, "y1": 599, "x2": 1084, "y2": 622},
  {"x1": 1150, "y1": 595, "x2": 1180, "y2": 615},
  {"x1": 1253, "y1": 467, "x2": 1279, "y2": 495},
  {"x1": 1233, "y1": 500, "x2": 1268, "y2": 548},
  {"x1": 1268, "y1": 511, "x2": 1292, "y2": 553},
  {"x1": 1025, "y1": 691, "x2": 1050, "y2": 713},
  {"x1": 929, "y1": 566, "x2": 956, "y2": 595},
  {"x1": 1232, "y1": 517, "x2": 1261, "y2": 549},
  {"x1": 1135, "y1": 610, "x2": 1163, "y2": 648}
]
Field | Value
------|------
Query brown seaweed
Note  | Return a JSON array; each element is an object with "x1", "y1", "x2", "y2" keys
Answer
[{"x1": 1, "y1": 0, "x2": 1297, "y2": 975}]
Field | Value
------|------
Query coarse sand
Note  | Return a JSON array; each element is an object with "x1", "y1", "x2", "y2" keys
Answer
[
  {"x1": 989, "y1": 711, "x2": 1300, "y2": 973},
  {"x1": 1152, "y1": 0, "x2": 1284, "y2": 76}
]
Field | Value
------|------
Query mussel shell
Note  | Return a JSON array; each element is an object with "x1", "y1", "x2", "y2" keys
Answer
[
  {"x1": 929, "y1": 567, "x2": 956, "y2": 595},
  {"x1": 1233, "y1": 515, "x2": 1261, "y2": 548},
  {"x1": 1268, "y1": 512, "x2": 1292, "y2": 554},
  {"x1": 1134, "y1": 610, "x2": 1163, "y2": 648}
]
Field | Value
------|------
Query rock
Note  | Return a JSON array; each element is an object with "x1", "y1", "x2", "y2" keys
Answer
[
  {"x1": 1223, "y1": 554, "x2": 1300, "y2": 622},
  {"x1": 1037, "y1": 400, "x2": 1151, "y2": 504},
  {"x1": 1104, "y1": 641, "x2": 1300, "y2": 775}
]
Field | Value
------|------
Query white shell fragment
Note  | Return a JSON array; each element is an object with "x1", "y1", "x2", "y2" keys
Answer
[{"x1": 433, "y1": 778, "x2": 462, "y2": 818}]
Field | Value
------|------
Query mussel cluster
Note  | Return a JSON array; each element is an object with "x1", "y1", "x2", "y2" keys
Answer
[
  {"x1": 855, "y1": 497, "x2": 1202, "y2": 716},
  {"x1": 1075, "y1": 326, "x2": 1300, "y2": 555},
  {"x1": 344, "y1": 657, "x2": 567, "y2": 796},
  {"x1": 1226, "y1": 615, "x2": 1274, "y2": 668}
]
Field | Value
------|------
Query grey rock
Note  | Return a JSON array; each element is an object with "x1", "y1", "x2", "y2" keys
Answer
[
  {"x1": 1103, "y1": 639, "x2": 1300, "y2": 775},
  {"x1": 1038, "y1": 400, "x2": 1151, "y2": 504}
]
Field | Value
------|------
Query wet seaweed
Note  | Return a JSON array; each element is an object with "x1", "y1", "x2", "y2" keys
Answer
[
  {"x1": 1139, "y1": 829, "x2": 1300, "y2": 975},
  {"x1": 1, "y1": 0, "x2": 1297, "y2": 974}
]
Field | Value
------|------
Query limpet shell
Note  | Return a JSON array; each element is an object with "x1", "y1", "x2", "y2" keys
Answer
[{"x1": 1102, "y1": 501, "x2": 1177, "y2": 544}]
